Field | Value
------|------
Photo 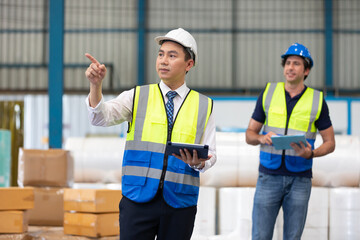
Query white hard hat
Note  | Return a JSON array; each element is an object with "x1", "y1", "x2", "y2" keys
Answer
[{"x1": 155, "y1": 28, "x2": 198, "y2": 66}]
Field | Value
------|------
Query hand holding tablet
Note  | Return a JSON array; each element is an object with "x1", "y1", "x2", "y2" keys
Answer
[
  {"x1": 165, "y1": 142, "x2": 209, "y2": 159},
  {"x1": 271, "y1": 135, "x2": 307, "y2": 150}
]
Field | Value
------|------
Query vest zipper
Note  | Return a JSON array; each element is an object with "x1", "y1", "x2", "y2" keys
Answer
[
  {"x1": 159, "y1": 127, "x2": 173, "y2": 190},
  {"x1": 282, "y1": 112, "x2": 290, "y2": 160},
  {"x1": 159, "y1": 89, "x2": 187, "y2": 190}
]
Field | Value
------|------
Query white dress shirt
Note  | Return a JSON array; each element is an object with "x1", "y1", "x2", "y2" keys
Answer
[{"x1": 86, "y1": 81, "x2": 216, "y2": 172}]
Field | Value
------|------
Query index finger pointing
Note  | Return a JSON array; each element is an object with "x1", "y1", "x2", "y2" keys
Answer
[{"x1": 85, "y1": 53, "x2": 100, "y2": 66}]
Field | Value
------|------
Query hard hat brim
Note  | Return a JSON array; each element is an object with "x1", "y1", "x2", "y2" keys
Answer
[
  {"x1": 281, "y1": 54, "x2": 313, "y2": 68},
  {"x1": 155, "y1": 36, "x2": 192, "y2": 49}
]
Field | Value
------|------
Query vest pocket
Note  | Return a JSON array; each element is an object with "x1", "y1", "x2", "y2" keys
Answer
[
  {"x1": 123, "y1": 175, "x2": 146, "y2": 186},
  {"x1": 122, "y1": 150, "x2": 151, "y2": 186},
  {"x1": 175, "y1": 182, "x2": 199, "y2": 195},
  {"x1": 260, "y1": 150, "x2": 282, "y2": 169},
  {"x1": 285, "y1": 155, "x2": 312, "y2": 172},
  {"x1": 291, "y1": 118, "x2": 309, "y2": 131}
]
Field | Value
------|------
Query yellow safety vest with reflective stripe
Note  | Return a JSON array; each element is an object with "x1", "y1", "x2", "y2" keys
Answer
[
  {"x1": 122, "y1": 84, "x2": 213, "y2": 208},
  {"x1": 260, "y1": 82, "x2": 323, "y2": 172}
]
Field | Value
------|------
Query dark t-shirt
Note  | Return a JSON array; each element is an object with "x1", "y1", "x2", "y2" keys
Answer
[{"x1": 251, "y1": 85, "x2": 332, "y2": 178}]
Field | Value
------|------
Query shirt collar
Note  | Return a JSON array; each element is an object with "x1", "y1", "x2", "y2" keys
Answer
[
  {"x1": 285, "y1": 85, "x2": 307, "y2": 100},
  {"x1": 159, "y1": 80, "x2": 189, "y2": 99}
]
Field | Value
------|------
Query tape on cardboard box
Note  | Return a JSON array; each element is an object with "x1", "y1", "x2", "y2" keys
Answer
[
  {"x1": 63, "y1": 212, "x2": 119, "y2": 237},
  {"x1": 63, "y1": 189, "x2": 122, "y2": 213}
]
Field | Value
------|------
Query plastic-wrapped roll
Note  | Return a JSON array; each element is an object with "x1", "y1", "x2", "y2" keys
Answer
[
  {"x1": 313, "y1": 135, "x2": 360, "y2": 187},
  {"x1": 303, "y1": 188, "x2": 329, "y2": 239},
  {"x1": 236, "y1": 145, "x2": 259, "y2": 187},
  {"x1": 330, "y1": 188, "x2": 360, "y2": 210},
  {"x1": 330, "y1": 209, "x2": 360, "y2": 228},
  {"x1": 302, "y1": 228, "x2": 328, "y2": 240},
  {"x1": 305, "y1": 187, "x2": 329, "y2": 228},
  {"x1": 218, "y1": 187, "x2": 255, "y2": 235},
  {"x1": 329, "y1": 188, "x2": 360, "y2": 239},
  {"x1": 201, "y1": 132, "x2": 260, "y2": 188},
  {"x1": 64, "y1": 137, "x2": 124, "y2": 183},
  {"x1": 200, "y1": 146, "x2": 239, "y2": 187},
  {"x1": 193, "y1": 187, "x2": 216, "y2": 236}
]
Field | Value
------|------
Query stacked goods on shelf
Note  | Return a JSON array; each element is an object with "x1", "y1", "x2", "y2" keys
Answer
[
  {"x1": 0, "y1": 187, "x2": 34, "y2": 233},
  {"x1": 17, "y1": 148, "x2": 73, "y2": 226},
  {"x1": 63, "y1": 188, "x2": 122, "y2": 238}
]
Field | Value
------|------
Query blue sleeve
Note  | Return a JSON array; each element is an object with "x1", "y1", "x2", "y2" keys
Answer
[
  {"x1": 251, "y1": 91, "x2": 266, "y2": 124},
  {"x1": 315, "y1": 98, "x2": 332, "y2": 131}
]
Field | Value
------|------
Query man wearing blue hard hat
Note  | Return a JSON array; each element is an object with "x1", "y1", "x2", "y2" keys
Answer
[{"x1": 246, "y1": 43, "x2": 335, "y2": 239}]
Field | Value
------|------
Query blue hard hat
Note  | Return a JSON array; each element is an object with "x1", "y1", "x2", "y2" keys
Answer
[{"x1": 281, "y1": 43, "x2": 313, "y2": 68}]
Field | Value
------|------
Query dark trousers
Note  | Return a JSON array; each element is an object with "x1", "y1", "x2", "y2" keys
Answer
[{"x1": 119, "y1": 192, "x2": 197, "y2": 240}]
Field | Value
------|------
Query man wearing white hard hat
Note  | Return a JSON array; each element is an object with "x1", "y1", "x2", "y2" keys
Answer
[
  {"x1": 84, "y1": 28, "x2": 216, "y2": 240},
  {"x1": 246, "y1": 43, "x2": 335, "y2": 239}
]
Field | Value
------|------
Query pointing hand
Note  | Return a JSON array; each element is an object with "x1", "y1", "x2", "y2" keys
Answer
[{"x1": 85, "y1": 53, "x2": 107, "y2": 86}]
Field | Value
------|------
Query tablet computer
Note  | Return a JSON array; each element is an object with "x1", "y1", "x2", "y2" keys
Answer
[
  {"x1": 271, "y1": 135, "x2": 307, "y2": 150},
  {"x1": 165, "y1": 142, "x2": 209, "y2": 159}
]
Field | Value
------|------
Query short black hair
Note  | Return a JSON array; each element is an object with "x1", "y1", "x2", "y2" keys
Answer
[{"x1": 160, "y1": 40, "x2": 193, "y2": 62}]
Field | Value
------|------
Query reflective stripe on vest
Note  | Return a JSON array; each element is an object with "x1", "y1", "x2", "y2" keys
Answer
[
  {"x1": 260, "y1": 82, "x2": 323, "y2": 172},
  {"x1": 122, "y1": 84, "x2": 212, "y2": 208}
]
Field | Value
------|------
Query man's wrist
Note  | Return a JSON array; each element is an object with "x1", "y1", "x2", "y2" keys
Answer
[
  {"x1": 307, "y1": 150, "x2": 314, "y2": 159},
  {"x1": 191, "y1": 162, "x2": 203, "y2": 170}
]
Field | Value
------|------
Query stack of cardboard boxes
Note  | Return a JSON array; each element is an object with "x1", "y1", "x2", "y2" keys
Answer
[
  {"x1": 17, "y1": 148, "x2": 74, "y2": 226},
  {"x1": 12, "y1": 148, "x2": 122, "y2": 238},
  {"x1": 0, "y1": 187, "x2": 34, "y2": 233},
  {"x1": 63, "y1": 188, "x2": 122, "y2": 237}
]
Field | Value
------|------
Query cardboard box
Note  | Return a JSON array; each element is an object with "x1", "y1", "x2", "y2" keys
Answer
[
  {"x1": 0, "y1": 187, "x2": 34, "y2": 210},
  {"x1": 0, "y1": 129, "x2": 11, "y2": 187},
  {"x1": 17, "y1": 148, "x2": 74, "y2": 187},
  {"x1": 0, "y1": 211, "x2": 28, "y2": 233},
  {"x1": 64, "y1": 189, "x2": 122, "y2": 213},
  {"x1": 64, "y1": 212, "x2": 119, "y2": 237},
  {"x1": 28, "y1": 187, "x2": 65, "y2": 226}
]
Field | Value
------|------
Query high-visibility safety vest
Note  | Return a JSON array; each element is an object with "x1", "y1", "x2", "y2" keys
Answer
[
  {"x1": 122, "y1": 84, "x2": 213, "y2": 208},
  {"x1": 260, "y1": 82, "x2": 323, "y2": 172}
]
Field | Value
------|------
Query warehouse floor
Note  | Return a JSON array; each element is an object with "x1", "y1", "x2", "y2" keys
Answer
[{"x1": 0, "y1": 226, "x2": 119, "y2": 240}]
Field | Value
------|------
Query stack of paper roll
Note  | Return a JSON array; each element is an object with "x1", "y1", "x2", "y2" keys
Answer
[
  {"x1": 329, "y1": 187, "x2": 360, "y2": 239},
  {"x1": 313, "y1": 135, "x2": 360, "y2": 187},
  {"x1": 191, "y1": 188, "x2": 253, "y2": 240},
  {"x1": 201, "y1": 133, "x2": 241, "y2": 187},
  {"x1": 200, "y1": 132, "x2": 259, "y2": 188},
  {"x1": 218, "y1": 187, "x2": 255, "y2": 236},
  {"x1": 302, "y1": 187, "x2": 329, "y2": 240},
  {"x1": 64, "y1": 137, "x2": 125, "y2": 183},
  {"x1": 192, "y1": 187, "x2": 216, "y2": 237},
  {"x1": 236, "y1": 140, "x2": 259, "y2": 187}
]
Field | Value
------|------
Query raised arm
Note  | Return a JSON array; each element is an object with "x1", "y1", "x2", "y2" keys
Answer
[{"x1": 85, "y1": 53, "x2": 107, "y2": 107}]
